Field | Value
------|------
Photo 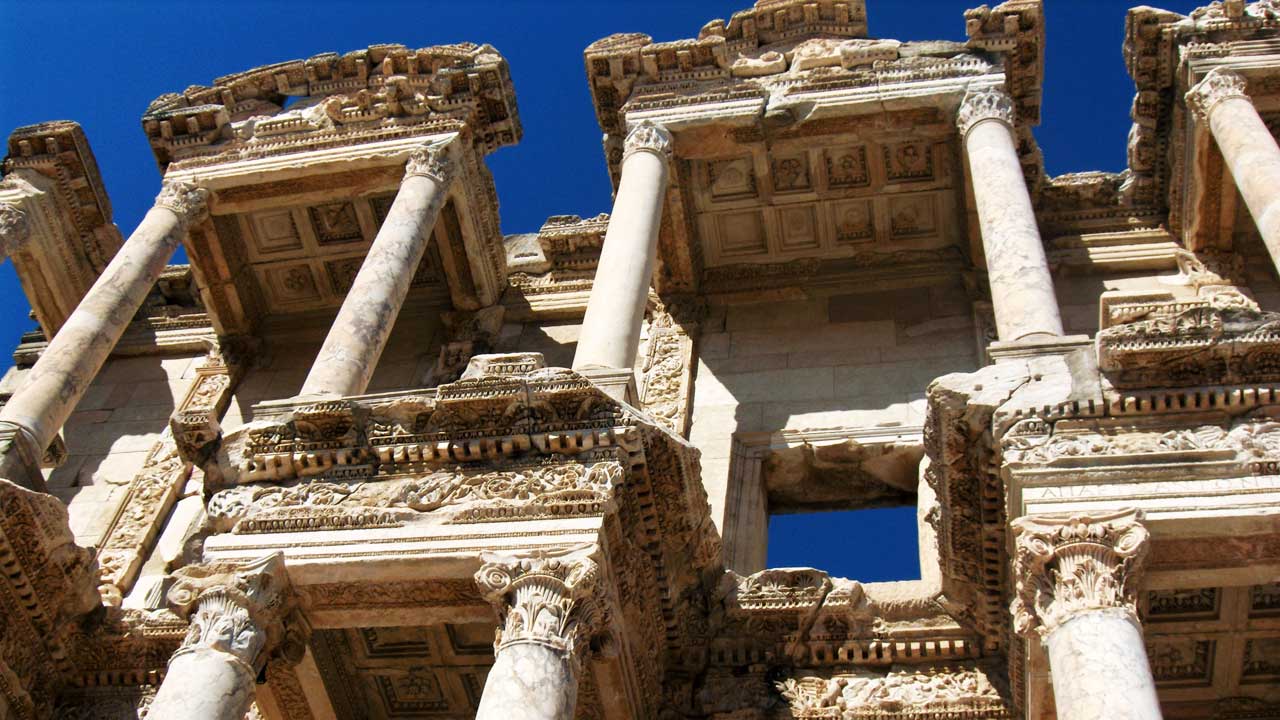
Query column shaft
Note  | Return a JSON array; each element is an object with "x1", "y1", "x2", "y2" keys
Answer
[
  {"x1": 573, "y1": 122, "x2": 671, "y2": 370},
  {"x1": 299, "y1": 145, "x2": 452, "y2": 397},
  {"x1": 149, "y1": 647, "x2": 257, "y2": 720},
  {"x1": 1189, "y1": 70, "x2": 1280, "y2": 271},
  {"x1": 0, "y1": 182, "x2": 205, "y2": 481},
  {"x1": 1045, "y1": 608, "x2": 1162, "y2": 720},
  {"x1": 958, "y1": 89, "x2": 1064, "y2": 342},
  {"x1": 474, "y1": 643, "x2": 578, "y2": 720}
]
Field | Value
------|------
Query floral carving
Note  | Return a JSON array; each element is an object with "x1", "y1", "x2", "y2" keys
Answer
[
  {"x1": 0, "y1": 202, "x2": 30, "y2": 256},
  {"x1": 1011, "y1": 510, "x2": 1150, "y2": 637},
  {"x1": 404, "y1": 142, "x2": 455, "y2": 185},
  {"x1": 622, "y1": 121, "x2": 672, "y2": 164},
  {"x1": 153, "y1": 180, "x2": 210, "y2": 226},
  {"x1": 166, "y1": 553, "x2": 304, "y2": 671},
  {"x1": 776, "y1": 664, "x2": 1008, "y2": 716},
  {"x1": 1186, "y1": 68, "x2": 1249, "y2": 121},
  {"x1": 474, "y1": 549, "x2": 606, "y2": 661},
  {"x1": 956, "y1": 87, "x2": 1016, "y2": 136}
]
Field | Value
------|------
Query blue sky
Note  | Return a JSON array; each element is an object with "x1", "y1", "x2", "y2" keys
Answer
[{"x1": 0, "y1": 0, "x2": 1205, "y2": 580}]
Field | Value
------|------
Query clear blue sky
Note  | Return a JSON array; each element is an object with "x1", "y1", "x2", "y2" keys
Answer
[{"x1": 0, "y1": 0, "x2": 1204, "y2": 580}]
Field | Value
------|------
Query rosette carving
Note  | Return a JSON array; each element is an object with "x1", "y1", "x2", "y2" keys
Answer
[
  {"x1": 956, "y1": 87, "x2": 1016, "y2": 136},
  {"x1": 1011, "y1": 510, "x2": 1150, "y2": 638},
  {"x1": 475, "y1": 549, "x2": 606, "y2": 662},
  {"x1": 404, "y1": 142, "x2": 455, "y2": 185},
  {"x1": 1186, "y1": 68, "x2": 1249, "y2": 122},
  {"x1": 622, "y1": 121, "x2": 672, "y2": 164},
  {"x1": 153, "y1": 180, "x2": 210, "y2": 227},
  {"x1": 165, "y1": 553, "x2": 305, "y2": 672}
]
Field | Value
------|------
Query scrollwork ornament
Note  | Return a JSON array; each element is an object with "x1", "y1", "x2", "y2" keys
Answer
[
  {"x1": 153, "y1": 180, "x2": 210, "y2": 226},
  {"x1": 474, "y1": 549, "x2": 606, "y2": 662},
  {"x1": 0, "y1": 202, "x2": 31, "y2": 255},
  {"x1": 1186, "y1": 68, "x2": 1249, "y2": 122},
  {"x1": 622, "y1": 120, "x2": 673, "y2": 164},
  {"x1": 404, "y1": 142, "x2": 455, "y2": 185},
  {"x1": 1010, "y1": 510, "x2": 1150, "y2": 638},
  {"x1": 956, "y1": 87, "x2": 1016, "y2": 136},
  {"x1": 164, "y1": 552, "x2": 302, "y2": 672}
]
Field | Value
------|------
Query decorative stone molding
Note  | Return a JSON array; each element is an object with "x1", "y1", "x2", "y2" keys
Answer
[
  {"x1": 170, "y1": 347, "x2": 241, "y2": 466},
  {"x1": 1186, "y1": 68, "x2": 1250, "y2": 121},
  {"x1": 956, "y1": 87, "x2": 1016, "y2": 136},
  {"x1": 776, "y1": 663, "x2": 1009, "y2": 717},
  {"x1": 622, "y1": 121, "x2": 672, "y2": 164},
  {"x1": 404, "y1": 142, "x2": 455, "y2": 185},
  {"x1": 474, "y1": 549, "x2": 606, "y2": 661},
  {"x1": 166, "y1": 553, "x2": 305, "y2": 673},
  {"x1": 1011, "y1": 510, "x2": 1150, "y2": 638},
  {"x1": 153, "y1": 180, "x2": 210, "y2": 227},
  {"x1": 0, "y1": 202, "x2": 30, "y2": 256}
]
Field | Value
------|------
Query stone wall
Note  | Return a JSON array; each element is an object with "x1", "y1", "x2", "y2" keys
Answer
[{"x1": 689, "y1": 280, "x2": 978, "y2": 537}]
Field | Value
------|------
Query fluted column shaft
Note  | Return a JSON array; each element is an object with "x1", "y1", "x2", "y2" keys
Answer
[
  {"x1": 573, "y1": 122, "x2": 672, "y2": 371},
  {"x1": 1012, "y1": 510, "x2": 1162, "y2": 720},
  {"x1": 149, "y1": 554, "x2": 301, "y2": 720},
  {"x1": 958, "y1": 88, "x2": 1064, "y2": 342},
  {"x1": 0, "y1": 181, "x2": 207, "y2": 488},
  {"x1": 474, "y1": 552, "x2": 603, "y2": 720},
  {"x1": 299, "y1": 142, "x2": 454, "y2": 397},
  {"x1": 1188, "y1": 68, "x2": 1280, "y2": 271}
]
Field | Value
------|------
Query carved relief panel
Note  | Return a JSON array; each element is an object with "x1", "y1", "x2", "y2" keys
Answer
[{"x1": 694, "y1": 133, "x2": 956, "y2": 267}]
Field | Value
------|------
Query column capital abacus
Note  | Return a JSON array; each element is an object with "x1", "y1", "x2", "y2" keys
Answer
[
  {"x1": 1186, "y1": 68, "x2": 1250, "y2": 122},
  {"x1": 622, "y1": 120, "x2": 673, "y2": 164},
  {"x1": 154, "y1": 180, "x2": 210, "y2": 228},
  {"x1": 956, "y1": 87, "x2": 1016, "y2": 137},
  {"x1": 165, "y1": 552, "x2": 307, "y2": 674},
  {"x1": 1011, "y1": 510, "x2": 1150, "y2": 639},
  {"x1": 0, "y1": 202, "x2": 31, "y2": 257},
  {"x1": 404, "y1": 141, "x2": 455, "y2": 185},
  {"x1": 475, "y1": 548, "x2": 608, "y2": 663}
]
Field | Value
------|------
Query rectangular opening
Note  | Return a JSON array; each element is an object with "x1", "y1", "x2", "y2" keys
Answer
[{"x1": 766, "y1": 506, "x2": 922, "y2": 582}]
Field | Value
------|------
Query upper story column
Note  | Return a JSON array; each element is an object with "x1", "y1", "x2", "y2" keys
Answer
[
  {"x1": 473, "y1": 551, "x2": 604, "y2": 720},
  {"x1": 957, "y1": 88, "x2": 1064, "y2": 342},
  {"x1": 299, "y1": 140, "x2": 455, "y2": 398},
  {"x1": 0, "y1": 180, "x2": 208, "y2": 489},
  {"x1": 1012, "y1": 510, "x2": 1162, "y2": 720},
  {"x1": 573, "y1": 121, "x2": 672, "y2": 371},
  {"x1": 1187, "y1": 68, "x2": 1280, "y2": 271}
]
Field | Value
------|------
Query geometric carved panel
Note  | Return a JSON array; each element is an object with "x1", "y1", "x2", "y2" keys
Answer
[
  {"x1": 1147, "y1": 588, "x2": 1220, "y2": 621},
  {"x1": 716, "y1": 211, "x2": 768, "y2": 258},
  {"x1": 1147, "y1": 637, "x2": 1215, "y2": 687},
  {"x1": 310, "y1": 202, "x2": 364, "y2": 245},
  {"x1": 251, "y1": 210, "x2": 303, "y2": 255},
  {"x1": 777, "y1": 205, "x2": 820, "y2": 251},
  {"x1": 832, "y1": 199, "x2": 874, "y2": 245},
  {"x1": 1251, "y1": 582, "x2": 1280, "y2": 616},
  {"x1": 264, "y1": 264, "x2": 321, "y2": 305},
  {"x1": 1242, "y1": 637, "x2": 1280, "y2": 683},
  {"x1": 707, "y1": 157, "x2": 757, "y2": 201},
  {"x1": 825, "y1": 146, "x2": 870, "y2": 189},
  {"x1": 888, "y1": 193, "x2": 937, "y2": 240},
  {"x1": 771, "y1": 152, "x2": 811, "y2": 193},
  {"x1": 884, "y1": 141, "x2": 934, "y2": 183}
]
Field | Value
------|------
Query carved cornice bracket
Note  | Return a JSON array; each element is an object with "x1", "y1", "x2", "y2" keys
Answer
[
  {"x1": 165, "y1": 553, "x2": 305, "y2": 673},
  {"x1": 622, "y1": 121, "x2": 672, "y2": 165},
  {"x1": 153, "y1": 180, "x2": 210, "y2": 228},
  {"x1": 957, "y1": 87, "x2": 1017, "y2": 137},
  {"x1": 1186, "y1": 68, "x2": 1250, "y2": 122},
  {"x1": 1011, "y1": 510, "x2": 1150, "y2": 638},
  {"x1": 474, "y1": 548, "x2": 607, "y2": 663}
]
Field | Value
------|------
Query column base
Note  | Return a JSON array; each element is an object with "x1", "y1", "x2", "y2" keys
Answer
[
  {"x1": 574, "y1": 366, "x2": 638, "y2": 405},
  {"x1": 988, "y1": 335, "x2": 1092, "y2": 364}
]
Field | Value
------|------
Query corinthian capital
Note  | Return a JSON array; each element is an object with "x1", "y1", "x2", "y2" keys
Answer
[
  {"x1": 956, "y1": 87, "x2": 1016, "y2": 136},
  {"x1": 404, "y1": 141, "x2": 455, "y2": 185},
  {"x1": 623, "y1": 121, "x2": 673, "y2": 164},
  {"x1": 154, "y1": 180, "x2": 210, "y2": 227},
  {"x1": 0, "y1": 202, "x2": 31, "y2": 257},
  {"x1": 475, "y1": 548, "x2": 606, "y2": 660},
  {"x1": 1186, "y1": 68, "x2": 1250, "y2": 122},
  {"x1": 166, "y1": 553, "x2": 306, "y2": 672},
  {"x1": 1011, "y1": 510, "x2": 1150, "y2": 638}
]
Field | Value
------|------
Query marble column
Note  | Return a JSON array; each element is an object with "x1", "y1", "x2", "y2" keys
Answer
[
  {"x1": 1187, "y1": 68, "x2": 1280, "y2": 273},
  {"x1": 957, "y1": 88, "x2": 1064, "y2": 342},
  {"x1": 573, "y1": 122, "x2": 672, "y2": 371},
  {"x1": 473, "y1": 551, "x2": 604, "y2": 720},
  {"x1": 1012, "y1": 510, "x2": 1162, "y2": 720},
  {"x1": 149, "y1": 553, "x2": 304, "y2": 720},
  {"x1": 0, "y1": 180, "x2": 208, "y2": 489},
  {"x1": 299, "y1": 141, "x2": 455, "y2": 398}
]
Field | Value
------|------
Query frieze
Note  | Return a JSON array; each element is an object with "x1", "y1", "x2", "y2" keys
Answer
[
  {"x1": 1001, "y1": 419, "x2": 1280, "y2": 468},
  {"x1": 776, "y1": 663, "x2": 1010, "y2": 718}
]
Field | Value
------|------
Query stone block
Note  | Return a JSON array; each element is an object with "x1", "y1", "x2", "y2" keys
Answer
[
  {"x1": 702, "y1": 353, "x2": 790, "y2": 375},
  {"x1": 706, "y1": 366, "x2": 835, "y2": 404},
  {"x1": 725, "y1": 298, "x2": 827, "y2": 331},
  {"x1": 699, "y1": 332, "x2": 731, "y2": 359},
  {"x1": 731, "y1": 321, "x2": 896, "y2": 357},
  {"x1": 788, "y1": 346, "x2": 882, "y2": 369},
  {"x1": 829, "y1": 287, "x2": 931, "y2": 324}
]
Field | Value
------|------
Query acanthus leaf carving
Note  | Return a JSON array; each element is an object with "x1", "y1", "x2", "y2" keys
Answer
[
  {"x1": 153, "y1": 180, "x2": 210, "y2": 226},
  {"x1": 956, "y1": 87, "x2": 1016, "y2": 136},
  {"x1": 1010, "y1": 510, "x2": 1150, "y2": 638},
  {"x1": 1186, "y1": 67, "x2": 1250, "y2": 121}
]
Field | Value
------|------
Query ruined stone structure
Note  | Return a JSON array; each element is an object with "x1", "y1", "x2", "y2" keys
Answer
[{"x1": 1, "y1": 0, "x2": 1279, "y2": 718}]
